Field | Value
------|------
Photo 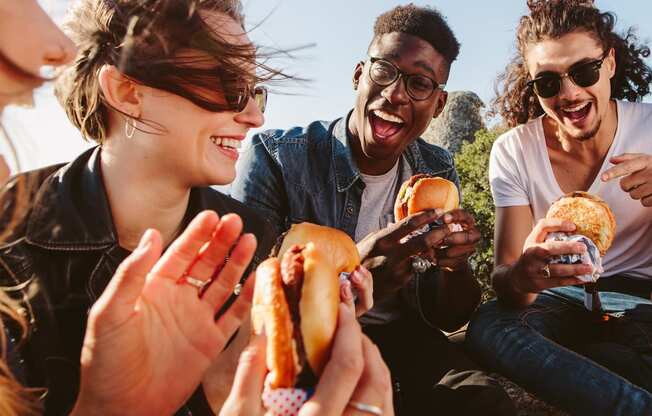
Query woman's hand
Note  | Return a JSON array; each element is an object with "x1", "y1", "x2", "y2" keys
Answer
[
  {"x1": 341, "y1": 265, "x2": 374, "y2": 317},
  {"x1": 220, "y1": 298, "x2": 393, "y2": 416},
  {"x1": 71, "y1": 210, "x2": 257, "y2": 416},
  {"x1": 510, "y1": 218, "x2": 591, "y2": 294}
]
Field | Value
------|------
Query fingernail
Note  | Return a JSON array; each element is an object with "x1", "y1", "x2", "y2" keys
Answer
[
  {"x1": 576, "y1": 244, "x2": 587, "y2": 252},
  {"x1": 136, "y1": 229, "x2": 154, "y2": 251},
  {"x1": 351, "y1": 271, "x2": 362, "y2": 284},
  {"x1": 341, "y1": 281, "x2": 353, "y2": 301}
]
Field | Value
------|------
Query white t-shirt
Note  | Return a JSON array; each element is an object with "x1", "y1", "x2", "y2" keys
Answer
[
  {"x1": 356, "y1": 156, "x2": 413, "y2": 326},
  {"x1": 489, "y1": 100, "x2": 652, "y2": 279},
  {"x1": 354, "y1": 160, "x2": 401, "y2": 242}
]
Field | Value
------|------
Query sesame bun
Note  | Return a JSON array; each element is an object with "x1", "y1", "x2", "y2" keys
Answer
[
  {"x1": 545, "y1": 191, "x2": 616, "y2": 255},
  {"x1": 394, "y1": 175, "x2": 459, "y2": 222}
]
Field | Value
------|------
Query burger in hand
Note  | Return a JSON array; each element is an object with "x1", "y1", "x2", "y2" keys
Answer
[
  {"x1": 252, "y1": 223, "x2": 360, "y2": 415},
  {"x1": 394, "y1": 174, "x2": 459, "y2": 222},
  {"x1": 545, "y1": 191, "x2": 616, "y2": 282}
]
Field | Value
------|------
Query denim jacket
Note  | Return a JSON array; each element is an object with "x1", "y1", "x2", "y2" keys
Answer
[
  {"x1": 0, "y1": 146, "x2": 274, "y2": 415},
  {"x1": 231, "y1": 112, "x2": 460, "y2": 326}
]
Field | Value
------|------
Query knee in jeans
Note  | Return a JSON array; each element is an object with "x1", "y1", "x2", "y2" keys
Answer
[{"x1": 466, "y1": 301, "x2": 522, "y2": 353}]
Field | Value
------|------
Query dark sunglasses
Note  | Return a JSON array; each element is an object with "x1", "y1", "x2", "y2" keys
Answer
[
  {"x1": 226, "y1": 85, "x2": 268, "y2": 113},
  {"x1": 367, "y1": 57, "x2": 445, "y2": 101},
  {"x1": 527, "y1": 52, "x2": 608, "y2": 99}
]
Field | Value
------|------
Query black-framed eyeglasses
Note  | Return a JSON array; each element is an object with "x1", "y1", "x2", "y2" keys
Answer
[
  {"x1": 527, "y1": 51, "x2": 608, "y2": 99},
  {"x1": 226, "y1": 85, "x2": 268, "y2": 113},
  {"x1": 367, "y1": 57, "x2": 445, "y2": 101}
]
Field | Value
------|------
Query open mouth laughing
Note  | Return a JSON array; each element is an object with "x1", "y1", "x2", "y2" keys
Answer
[
  {"x1": 369, "y1": 109, "x2": 405, "y2": 141},
  {"x1": 559, "y1": 101, "x2": 592, "y2": 124}
]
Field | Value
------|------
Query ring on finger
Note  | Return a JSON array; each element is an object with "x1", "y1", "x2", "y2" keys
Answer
[
  {"x1": 347, "y1": 400, "x2": 383, "y2": 415},
  {"x1": 177, "y1": 275, "x2": 212, "y2": 296},
  {"x1": 542, "y1": 263, "x2": 551, "y2": 279},
  {"x1": 233, "y1": 282, "x2": 243, "y2": 296}
]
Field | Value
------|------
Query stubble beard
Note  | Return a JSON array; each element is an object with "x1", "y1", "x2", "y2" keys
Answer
[{"x1": 559, "y1": 116, "x2": 602, "y2": 143}]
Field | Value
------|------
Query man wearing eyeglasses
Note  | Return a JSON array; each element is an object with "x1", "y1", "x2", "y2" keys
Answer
[
  {"x1": 466, "y1": 1, "x2": 652, "y2": 415},
  {"x1": 232, "y1": 4, "x2": 514, "y2": 415}
]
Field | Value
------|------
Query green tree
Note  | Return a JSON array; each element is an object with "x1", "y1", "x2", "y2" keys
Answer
[{"x1": 455, "y1": 127, "x2": 505, "y2": 301}]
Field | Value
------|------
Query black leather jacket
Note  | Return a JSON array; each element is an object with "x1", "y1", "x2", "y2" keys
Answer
[{"x1": 0, "y1": 147, "x2": 275, "y2": 415}]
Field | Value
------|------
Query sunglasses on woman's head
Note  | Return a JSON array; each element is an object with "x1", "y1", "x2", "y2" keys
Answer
[{"x1": 527, "y1": 51, "x2": 608, "y2": 99}]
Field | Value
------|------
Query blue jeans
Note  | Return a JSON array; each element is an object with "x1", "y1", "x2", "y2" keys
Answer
[{"x1": 466, "y1": 281, "x2": 652, "y2": 416}]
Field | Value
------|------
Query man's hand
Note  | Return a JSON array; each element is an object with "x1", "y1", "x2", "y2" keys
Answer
[
  {"x1": 425, "y1": 209, "x2": 480, "y2": 271},
  {"x1": 602, "y1": 153, "x2": 652, "y2": 206},
  {"x1": 510, "y1": 218, "x2": 590, "y2": 295},
  {"x1": 357, "y1": 209, "x2": 450, "y2": 300}
]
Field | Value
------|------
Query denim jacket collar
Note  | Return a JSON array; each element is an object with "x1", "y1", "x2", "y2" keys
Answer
[
  {"x1": 331, "y1": 114, "x2": 360, "y2": 192},
  {"x1": 331, "y1": 110, "x2": 439, "y2": 192}
]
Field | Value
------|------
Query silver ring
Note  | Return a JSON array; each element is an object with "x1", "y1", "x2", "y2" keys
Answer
[
  {"x1": 180, "y1": 275, "x2": 211, "y2": 294},
  {"x1": 542, "y1": 264, "x2": 551, "y2": 279},
  {"x1": 348, "y1": 400, "x2": 383, "y2": 415},
  {"x1": 233, "y1": 283, "x2": 243, "y2": 296},
  {"x1": 411, "y1": 256, "x2": 433, "y2": 274}
]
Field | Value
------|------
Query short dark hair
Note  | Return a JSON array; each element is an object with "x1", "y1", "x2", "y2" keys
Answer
[{"x1": 372, "y1": 3, "x2": 460, "y2": 65}]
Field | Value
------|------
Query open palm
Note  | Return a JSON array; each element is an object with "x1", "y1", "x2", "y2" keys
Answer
[{"x1": 72, "y1": 211, "x2": 257, "y2": 416}]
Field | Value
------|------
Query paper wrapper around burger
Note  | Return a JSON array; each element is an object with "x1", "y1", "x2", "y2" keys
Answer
[
  {"x1": 544, "y1": 192, "x2": 616, "y2": 312},
  {"x1": 262, "y1": 378, "x2": 313, "y2": 416},
  {"x1": 544, "y1": 232, "x2": 603, "y2": 283}
]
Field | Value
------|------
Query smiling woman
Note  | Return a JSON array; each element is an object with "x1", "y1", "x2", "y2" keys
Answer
[{"x1": 0, "y1": 0, "x2": 288, "y2": 413}]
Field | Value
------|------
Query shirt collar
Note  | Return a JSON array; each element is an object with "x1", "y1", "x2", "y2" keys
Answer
[
  {"x1": 24, "y1": 146, "x2": 216, "y2": 251},
  {"x1": 25, "y1": 146, "x2": 117, "y2": 250}
]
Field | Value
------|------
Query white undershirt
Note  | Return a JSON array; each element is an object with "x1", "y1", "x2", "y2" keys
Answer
[
  {"x1": 489, "y1": 100, "x2": 652, "y2": 279},
  {"x1": 356, "y1": 157, "x2": 413, "y2": 326},
  {"x1": 354, "y1": 160, "x2": 401, "y2": 242}
]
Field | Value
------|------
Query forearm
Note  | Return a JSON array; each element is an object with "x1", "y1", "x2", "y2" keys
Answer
[
  {"x1": 492, "y1": 263, "x2": 537, "y2": 308},
  {"x1": 432, "y1": 264, "x2": 481, "y2": 332}
]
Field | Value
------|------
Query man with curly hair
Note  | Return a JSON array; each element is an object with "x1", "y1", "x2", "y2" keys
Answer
[
  {"x1": 467, "y1": 1, "x2": 652, "y2": 414},
  {"x1": 233, "y1": 4, "x2": 514, "y2": 415}
]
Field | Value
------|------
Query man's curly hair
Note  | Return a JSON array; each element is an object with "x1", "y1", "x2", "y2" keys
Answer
[
  {"x1": 372, "y1": 3, "x2": 460, "y2": 66},
  {"x1": 493, "y1": 0, "x2": 652, "y2": 127}
]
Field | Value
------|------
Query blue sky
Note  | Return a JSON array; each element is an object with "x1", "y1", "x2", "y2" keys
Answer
[{"x1": 4, "y1": 0, "x2": 652, "y2": 170}]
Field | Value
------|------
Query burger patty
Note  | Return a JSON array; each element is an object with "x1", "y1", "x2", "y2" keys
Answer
[{"x1": 280, "y1": 245, "x2": 317, "y2": 388}]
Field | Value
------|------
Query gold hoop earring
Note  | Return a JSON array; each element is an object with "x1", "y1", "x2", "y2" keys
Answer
[{"x1": 125, "y1": 118, "x2": 136, "y2": 139}]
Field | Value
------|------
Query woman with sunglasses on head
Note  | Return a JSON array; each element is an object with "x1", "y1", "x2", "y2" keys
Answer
[
  {"x1": 466, "y1": 1, "x2": 652, "y2": 415},
  {"x1": 0, "y1": 0, "x2": 284, "y2": 414}
]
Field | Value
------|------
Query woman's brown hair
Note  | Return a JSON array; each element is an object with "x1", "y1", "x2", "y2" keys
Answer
[
  {"x1": 56, "y1": 0, "x2": 290, "y2": 142},
  {"x1": 492, "y1": 0, "x2": 652, "y2": 127}
]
